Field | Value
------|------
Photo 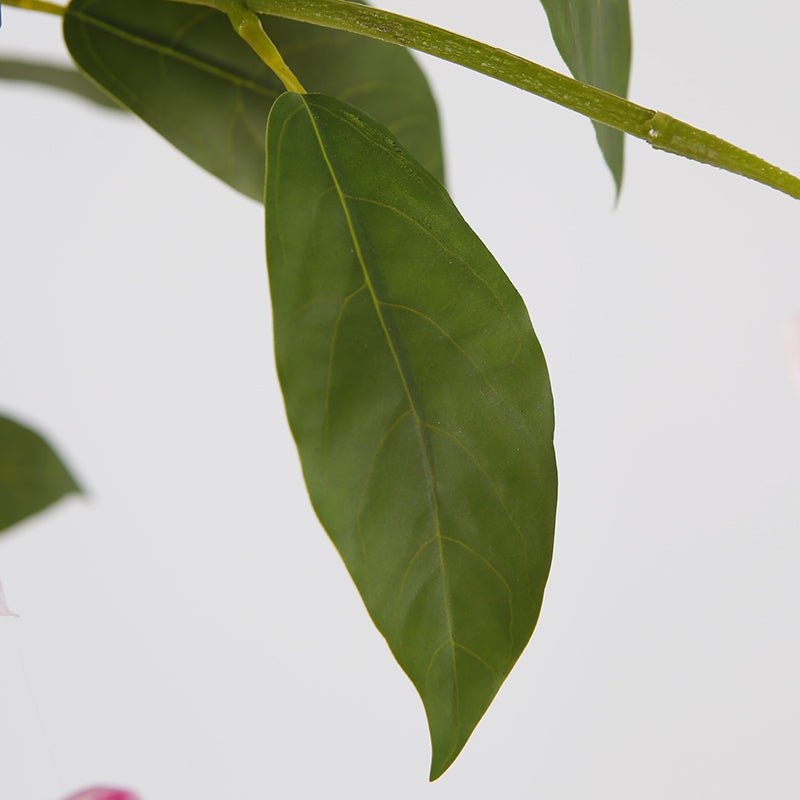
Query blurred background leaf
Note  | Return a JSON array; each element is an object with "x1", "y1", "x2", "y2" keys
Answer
[{"x1": 0, "y1": 414, "x2": 81, "y2": 535}]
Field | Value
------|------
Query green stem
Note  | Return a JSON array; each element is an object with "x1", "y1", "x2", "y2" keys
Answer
[
  {"x1": 191, "y1": 0, "x2": 304, "y2": 92},
  {"x1": 227, "y1": 5, "x2": 306, "y2": 92},
  {"x1": 3, "y1": 0, "x2": 65, "y2": 15},
  {"x1": 173, "y1": 0, "x2": 800, "y2": 200}
]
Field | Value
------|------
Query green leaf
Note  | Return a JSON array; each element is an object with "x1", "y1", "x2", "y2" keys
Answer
[
  {"x1": 63, "y1": 0, "x2": 443, "y2": 200},
  {"x1": 0, "y1": 415, "x2": 81, "y2": 535},
  {"x1": 539, "y1": 0, "x2": 631, "y2": 193},
  {"x1": 265, "y1": 92, "x2": 557, "y2": 779},
  {"x1": 0, "y1": 58, "x2": 125, "y2": 110}
]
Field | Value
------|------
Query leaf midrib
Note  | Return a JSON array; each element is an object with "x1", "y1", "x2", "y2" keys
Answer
[
  {"x1": 66, "y1": 6, "x2": 278, "y2": 98},
  {"x1": 299, "y1": 95, "x2": 461, "y2": 721}
]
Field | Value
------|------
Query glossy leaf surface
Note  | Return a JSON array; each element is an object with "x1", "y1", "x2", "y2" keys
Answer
[
  {"x1": 0, "y1": 415, "x2": 81, "y2": 535},
  {"x1": 63, "y1": 0, "x2": 443, "y2": 201},
  {"x1": 539, "y1": 0, "x2": 631, "y2": 192},
  {"x1": 265, "y1": 93, "x2": 557, "y2": 778}
]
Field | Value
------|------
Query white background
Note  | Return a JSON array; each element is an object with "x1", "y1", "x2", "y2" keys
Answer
[{"x1": 2, "y1": 1, "x2": 799, "y2": 798}]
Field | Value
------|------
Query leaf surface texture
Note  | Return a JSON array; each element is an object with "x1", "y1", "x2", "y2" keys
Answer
[{"x1": 265, "y1": 92, "x2": 557, "y2": 778}]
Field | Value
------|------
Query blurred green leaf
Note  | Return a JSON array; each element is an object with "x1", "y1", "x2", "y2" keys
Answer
[
  {"x1": 0, "y1": 58, "x2": 125, "y2": 110},
  {"x1": 265, "y1": 92, "x2": 557, "y2": 779},
  {"x1": 63, "y1": 0, "x2": 443, "y2": 200},
  {"x1": 539, "y1": 0, "x2": 631, "y2": 192},
  {"x1": 0, "y1": 415, "x2": 81, "y2": 535}
]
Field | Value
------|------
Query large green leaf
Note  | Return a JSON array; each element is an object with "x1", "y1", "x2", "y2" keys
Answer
[
  {"x1": 63, "y1": 0, "x2": 443, "y2": 200},
  {"x1": 539, "y1": 0, "x2": 631, "y2": 192},
  {"x1": 0, "y1": 415, "x2": 81, "y2": 535},
  {"x1": 265, "y1": 92, "x2": 557, "y2": 779}
]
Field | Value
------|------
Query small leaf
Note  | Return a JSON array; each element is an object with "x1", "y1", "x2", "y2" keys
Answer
[
  {"x1": 539, "y1": 0, "x2": 632, "y2": 192},
  {"x1": 63, "y1": 0, "x2": 443, "y2": 200},
  {"x1": 0, "y1": 58, "x2": 125, "y2": 110},
  {"x1": 265, "y1": 93, "x2": 557, "y2": 779},
  {"x1": 0, "y1": 415, "x2": 81, "y2": 535}
]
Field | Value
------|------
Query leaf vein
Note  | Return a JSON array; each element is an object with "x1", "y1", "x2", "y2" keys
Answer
[
  {"x1": 425, "y1": 423, "x2": 529, "y2": 582},
  {"x1": 323, "y1": 283, "x2": 369, "y2": 474},
  {"x1": 347, "y1": 194, "x2": 521, "y2": 355},
  {"x1": 356, "y1": 409, "x2": 414, "y2": 559},
  {"x1": 300, "y1": 101, "x2": 455, "y2": 682},
  {"x1": 68, "y1": 8, "x2": 281, "y2": 98},
  {"x1": 381, "y1": 302, "x2": 531, "y2": 436}
]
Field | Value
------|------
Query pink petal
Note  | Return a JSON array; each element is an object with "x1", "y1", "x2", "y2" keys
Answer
[
  {"x1": 63, "y1": 789, "x2": 141, "y2": 800},
  {"x1": 0, "y1": 579, "x2": 17, "y2": 617}
]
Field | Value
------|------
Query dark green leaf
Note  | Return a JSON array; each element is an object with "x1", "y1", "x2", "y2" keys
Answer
[
  {"x1": 63, "y1": 0, "x2": 443, "y2": 200},
  {"x1": 0, "y1": 58, "x2": 125, "y2": 110},
  {"x1": 265, "y1": 93, "x2": 557, "y2": 779},
  {"x1": 0, "y1": 415, "x2": 81, "y2": 535},
  {"x1": 539, "y1": 0, "x2": 631, "y2": 192}
]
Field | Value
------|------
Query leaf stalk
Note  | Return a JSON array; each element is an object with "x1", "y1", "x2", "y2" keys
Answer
[
  {"x1": 3, "y1": 0, "x2": 65, "y2": 16},
  {"x1": 163, "y1": 0, "x2": 305, "y2": 91},
  {"x1": 227, "y1": 6, "x2": 306, "y2": 93}
]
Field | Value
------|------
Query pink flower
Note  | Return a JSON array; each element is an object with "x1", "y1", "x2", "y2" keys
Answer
[{"x1": 63, "y1": 790, "x2": 140, "y2": 800}]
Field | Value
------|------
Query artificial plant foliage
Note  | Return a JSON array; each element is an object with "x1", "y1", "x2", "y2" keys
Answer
[
  {"x1": 0, "y1": 415, "x2": 81, "y2": 534},
  {"x1": 5, "y1": 0, "x2": 798, "y2": 783},
  {"x1": 265, "y1": 92, "x2": 557, "y2": 779},
  {"x1": 63, "y1": 0, "x2": 443, "y2": 201},
  {"x1": 538, "y1": 0, "x2": 631, "y2": 191}
]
